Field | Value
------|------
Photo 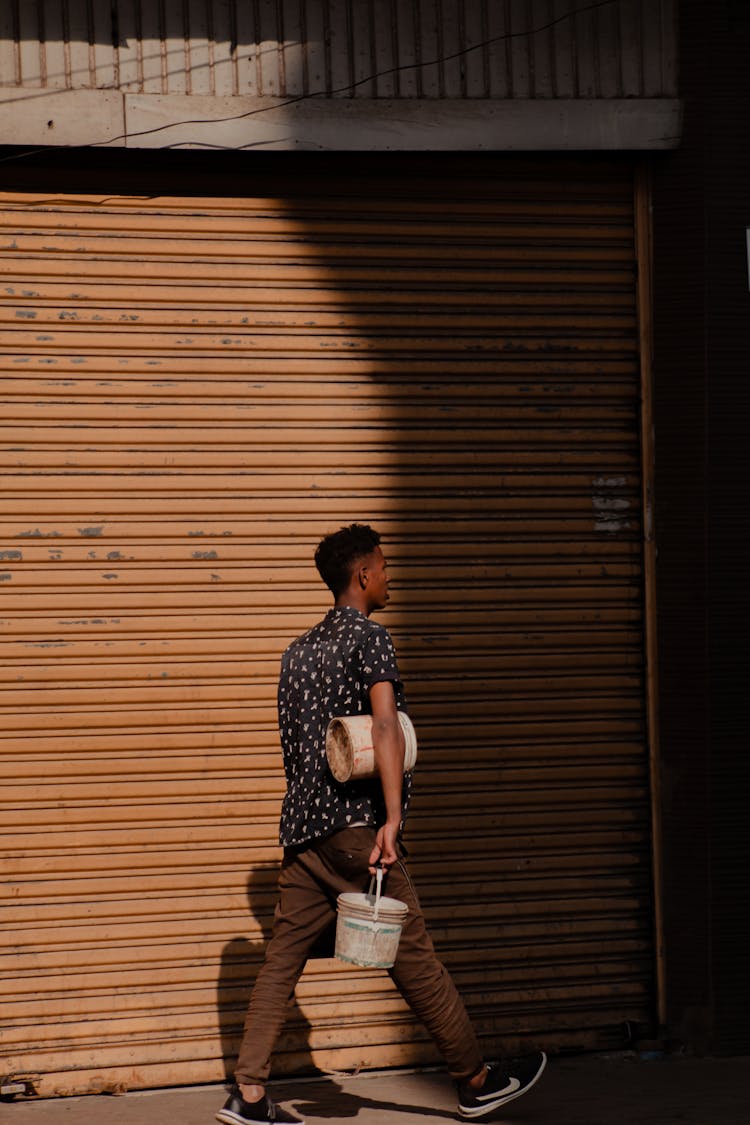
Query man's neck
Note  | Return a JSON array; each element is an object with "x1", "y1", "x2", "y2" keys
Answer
[{"x1": 334, "y1": 593, "x2": 370, "y2": 616}]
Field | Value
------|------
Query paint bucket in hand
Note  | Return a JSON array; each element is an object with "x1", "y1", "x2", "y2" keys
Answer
[{"x1": 335, "y1": 867, "x2": 408, "y2": 969}]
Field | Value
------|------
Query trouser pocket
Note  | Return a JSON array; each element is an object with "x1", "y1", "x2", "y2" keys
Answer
[{"x1": 318, "y1": 825, "x2": 376, "y2": 883}]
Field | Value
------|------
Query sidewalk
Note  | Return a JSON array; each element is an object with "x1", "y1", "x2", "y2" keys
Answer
[{"x1": 2, "y1": 1053, "x2": 746, "y2": 1125}]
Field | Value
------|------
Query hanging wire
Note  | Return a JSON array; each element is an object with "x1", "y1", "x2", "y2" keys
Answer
[{"x1": 0, "y1": 0, "x2": 618, "y2": 163}]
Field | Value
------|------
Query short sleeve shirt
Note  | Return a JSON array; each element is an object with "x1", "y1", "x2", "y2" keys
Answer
[{"x1": 277, "y1": 606, "x2": 412, "y2": 848}]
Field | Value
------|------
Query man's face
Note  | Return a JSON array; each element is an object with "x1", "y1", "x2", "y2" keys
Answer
[{"x1": 363, "y1": 546, "x2": 390, "y2": 612}]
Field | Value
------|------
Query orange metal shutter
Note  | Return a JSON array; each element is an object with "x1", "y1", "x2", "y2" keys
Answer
[{"x1": 0, "y1": 158, "x2": 654, "y2": 1097}]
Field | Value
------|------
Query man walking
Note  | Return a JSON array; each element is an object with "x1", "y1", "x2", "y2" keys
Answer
[{"x1": 217, "y1": 524, "x2": 546, "y2": 1125}]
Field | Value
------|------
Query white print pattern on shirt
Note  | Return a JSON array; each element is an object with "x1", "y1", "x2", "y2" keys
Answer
[{"x1": 277, "y1": 606, "x2": 411, "y2": 848}]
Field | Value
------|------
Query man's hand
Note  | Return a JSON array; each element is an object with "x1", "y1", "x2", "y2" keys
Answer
[{"x1": 369, "y1": 820, "x2": 400, "y2": 873}]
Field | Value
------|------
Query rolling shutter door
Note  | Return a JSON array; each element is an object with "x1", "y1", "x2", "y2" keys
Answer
[{"x1": 0, "y1": 158, "x2": 654, "y2": 1097}]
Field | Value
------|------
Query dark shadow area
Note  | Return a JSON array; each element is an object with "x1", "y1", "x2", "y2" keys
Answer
[{"x1": 218, "y1": 862, "x2": 326, "y2": 1086}]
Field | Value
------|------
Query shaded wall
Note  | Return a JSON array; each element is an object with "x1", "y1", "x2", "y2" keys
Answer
[{"x1": 651, "y1": 0, "x2": 750, "y2": 1055}]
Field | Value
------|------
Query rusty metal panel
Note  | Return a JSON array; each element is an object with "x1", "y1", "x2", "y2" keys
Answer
[
  {"x1": 0, "y1": 157, "x2": 653, "y2": 1097},
  {"x1": 0, "y1": 0, "x2": 678, "y2": 98}
]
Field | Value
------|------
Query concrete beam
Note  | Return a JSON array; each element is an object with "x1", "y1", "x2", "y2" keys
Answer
[
  {"x1": 0, "y1": 89, "x2": 682, "y2": 151},
  {"x1": 0, "y1": 88, "x2": 124, "y2": 147}
]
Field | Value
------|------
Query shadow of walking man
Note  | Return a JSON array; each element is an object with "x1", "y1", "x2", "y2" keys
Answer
[{"x1": 218, "y1": 861, "x2": 336, "y2": 1086}]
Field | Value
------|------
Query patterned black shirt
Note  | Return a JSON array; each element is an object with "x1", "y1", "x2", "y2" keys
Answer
[{"x1": 277, "y1": 606, "x2": 412, "y2": 848}]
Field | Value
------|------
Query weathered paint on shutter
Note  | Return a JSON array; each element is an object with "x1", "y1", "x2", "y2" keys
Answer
[{"x1": 0, "y1": 157, "x2": 654, "y2": 1098}]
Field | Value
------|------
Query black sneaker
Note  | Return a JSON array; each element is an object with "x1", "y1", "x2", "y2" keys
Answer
[
  {"x1": 216, "y1": 1087, "x2": 304, "y2": 1125},
  {"x1": 457, "y1": 1052, "x2": 547, "y2": 1119}
]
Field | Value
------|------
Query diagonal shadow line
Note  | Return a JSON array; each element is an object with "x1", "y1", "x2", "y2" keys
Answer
[{"x1": 287, "y1": 1082, "x2": 532, "y2": 1123}]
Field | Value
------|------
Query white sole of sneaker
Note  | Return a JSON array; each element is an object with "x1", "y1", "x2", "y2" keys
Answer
[
  {"x1": 215, "y1": 1098, "x2": 303, "y2": 1125},
  {"x1": 216, "y1": 1110, "x2": 304, "y2": 1125},
  {"x1": 216, "y1": 1111, "x2": 262, "y2": 1125}
]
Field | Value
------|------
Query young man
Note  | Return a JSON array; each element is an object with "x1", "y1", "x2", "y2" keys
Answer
[{"x1": 217, "y1": 524, "x2": 546, "y2": 1125}]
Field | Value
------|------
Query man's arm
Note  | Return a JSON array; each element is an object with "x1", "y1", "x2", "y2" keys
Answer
[{"x1": 368, "y1": 679, "x2": 406, "y2": 872}]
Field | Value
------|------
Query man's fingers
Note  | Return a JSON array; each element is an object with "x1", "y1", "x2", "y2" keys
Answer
[
  {"x1": 369, "y1": 825, "x2": 399, "y2": 873},
  {"x1": 368, "y1": 849, "x2": 397, "y2": 874},
  {"x1": 369, "y1": 853, "x2": 397, "y2": 873}
]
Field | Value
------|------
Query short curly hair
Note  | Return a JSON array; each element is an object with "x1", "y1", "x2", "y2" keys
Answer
[{"x1": 314, "y1": 523, "x2": 381, "y2": 597}]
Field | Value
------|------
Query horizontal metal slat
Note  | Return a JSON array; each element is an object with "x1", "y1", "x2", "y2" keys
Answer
[
  {"x1": 0, "y1": 228, "x2": 635, "y2": 259},
  {"x1": 0, "y1": 260, "x2": 638, "y2": 288},
  {"x1": 0, "y1": 213, "x2": 636, "y2": 244}
]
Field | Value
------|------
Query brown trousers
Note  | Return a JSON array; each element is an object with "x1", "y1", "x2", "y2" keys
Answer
[{"x1": 234, "y1": 826, "x2": 482, "y2": 1085}]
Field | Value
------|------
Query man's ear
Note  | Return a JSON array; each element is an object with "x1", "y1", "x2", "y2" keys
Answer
[{"x1": 357, "y1": 563, "x2": 369, "y2": 590}]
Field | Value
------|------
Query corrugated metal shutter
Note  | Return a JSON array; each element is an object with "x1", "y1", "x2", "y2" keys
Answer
[{"x1": 0, "y1": 157, "x2": 653, "y2": 1098}]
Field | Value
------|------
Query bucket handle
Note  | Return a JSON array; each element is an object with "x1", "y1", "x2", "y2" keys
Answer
[{"x1": 367, "y1": 865, "x2": 384, "y2": 921}]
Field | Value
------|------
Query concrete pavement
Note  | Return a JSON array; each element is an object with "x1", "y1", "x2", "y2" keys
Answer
[{"x1": 1, "y1": 1053, "x2": 746, "y2": 1125}]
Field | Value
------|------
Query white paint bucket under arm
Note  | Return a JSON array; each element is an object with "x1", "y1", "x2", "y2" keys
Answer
[{"x1": 325, "y1": 711, "x2": 417, "y2": 783}]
